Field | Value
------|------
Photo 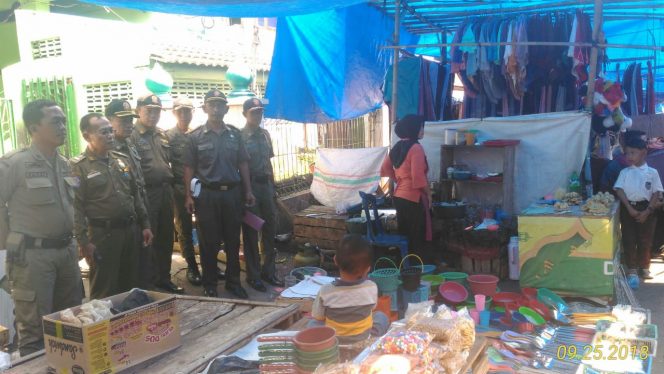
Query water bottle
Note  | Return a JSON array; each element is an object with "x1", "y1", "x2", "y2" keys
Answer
[{"x1": 508, "y1": 237, "x2": 520, "y2": 280}]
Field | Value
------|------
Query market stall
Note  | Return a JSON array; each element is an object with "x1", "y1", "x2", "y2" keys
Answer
[
  {"x1": 518, "y1": 198, "x2": 620, "y2": 298},
  {"x1": 6, "y1": 294, "x2": 299, "y2": 374}
]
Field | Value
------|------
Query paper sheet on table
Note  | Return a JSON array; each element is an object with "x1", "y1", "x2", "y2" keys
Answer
[{"x1": 279, "y1": 275, "x2": 335, "y2": 299}]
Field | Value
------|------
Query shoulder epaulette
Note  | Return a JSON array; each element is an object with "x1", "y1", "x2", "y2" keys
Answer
[
  {"x1": 110, "y1": 150, "x2": 130, "y2": 159},
  {"x1": 70, "y1": 154, "x2": 87, "y2": 164},
  {"x1": 0, "y1": 147, "x2": 27, "y2": 160}
]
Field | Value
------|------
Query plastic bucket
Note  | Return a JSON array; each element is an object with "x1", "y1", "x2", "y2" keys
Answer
[
  {"x1": 375, "y1": 295, "x2": 391, "y2": 317},
  {"x1": 465, "y1": 130, "x2": 477, "y2": 146},
  {"x1": 369, "y1": 257, "x2": 400, "y2": 293},
  {"x1": 468, "y1": 274, "x2": 499, "y2": 297},
  {"x1": 399, "y1": 254, "x2": 424, "y2": 292}
]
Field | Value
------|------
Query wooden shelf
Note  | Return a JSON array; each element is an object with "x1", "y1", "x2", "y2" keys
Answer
[{"x1": 441, "y1": 178, "x2": 503, "y2": 185}]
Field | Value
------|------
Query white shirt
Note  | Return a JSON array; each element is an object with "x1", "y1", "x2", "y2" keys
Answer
[{"x1": 614, "y1": 163, "x2": 664, "y2": 202}]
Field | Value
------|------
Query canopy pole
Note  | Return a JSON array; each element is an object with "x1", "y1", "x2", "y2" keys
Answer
[
  {"x1": 584, "y1": 0, "x2": 604, "y2": 198},
  {"x1": 391, "y1": 0, "x2": 401, "y2": 131},
  {"x1": 381, "y1": 41, "x2": 662, "y2": 51}
]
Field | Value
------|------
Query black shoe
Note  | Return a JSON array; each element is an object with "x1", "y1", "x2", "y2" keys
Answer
[
  {"x1": 157, "y1": 281, "x2": 185, "y2": 294},
  {"x1": 247, "y1": 280, "x2": 267, "y2": 292},
  {"x1": 186, "y1": 267, "x2": 202, "y2": 286},
  {"x1": 225, "y1": 284, "x2": 249, "y2": 299},
  {"x1": 217, "y1": 269, "x2": 226, "y2": 280},
  {"x1": 262, "y1": 274, "x2": 285, "y2": 287},
  {"x1": 204, "y1": 288, "x2": 218, "y2": 298}
]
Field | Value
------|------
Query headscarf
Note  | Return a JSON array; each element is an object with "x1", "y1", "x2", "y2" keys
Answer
[{"x1": 389, "y1": 114, "x2": 424, "y2": 169}]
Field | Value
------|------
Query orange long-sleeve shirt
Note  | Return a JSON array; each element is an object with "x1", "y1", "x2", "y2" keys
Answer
[{"x1": 380, "y1": 144, "x2": 429, "y2": 203}]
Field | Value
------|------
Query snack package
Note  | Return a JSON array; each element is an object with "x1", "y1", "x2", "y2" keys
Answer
[
  {"x1": 404, "y1": 300, "x2": 434, "y2": 321},
  {"x1": 374, "y1": 330, "x2": 433, "y2": 355},
  {"x1": 315, "y1": 362, "x2": 361, "y2": 374},
  {"x1": 360, "y1": 354, "x2": 420, "y2": 374},
  {"x1": 406, "y1": 310, "x2": 475, "y2": 350}
]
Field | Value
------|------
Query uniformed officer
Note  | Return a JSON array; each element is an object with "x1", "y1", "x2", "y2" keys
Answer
[
  {"x1": 131, "y1": 94, "x2": 184, "y2": 294},
  {"x1": 0, "y1": 100, "x2": 82, "y2": 355},
  {"x1": 184, "y1": 89, "x2": 256, "y2": 299},
  {"x1": 105, "y1": 99, "x2": 153, "y2": 289},
  {"x1": 241, "y1": 98, "x2": 284, "y2": 291},
  {"x1": 165, "y1": 97, "x2": 202, "y2": 286},
  {"x1": 72, "y1": 113, "x2": 154, "y2": 299}
]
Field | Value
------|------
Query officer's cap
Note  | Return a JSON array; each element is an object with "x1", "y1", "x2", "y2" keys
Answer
[
  {"x1": 204, "y1": 89, "x2": 228, "y2": 103},
  {"x1": 136, "y1": 94, "x2": 162, "y2": 109},
  {"x1": 105, "y1": 99, "x2": 139, "y2": 118}
]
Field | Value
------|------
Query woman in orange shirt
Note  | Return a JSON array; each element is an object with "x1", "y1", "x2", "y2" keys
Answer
[{"x1": 380, "y1": 115, "x2": 432, "y2": 257}]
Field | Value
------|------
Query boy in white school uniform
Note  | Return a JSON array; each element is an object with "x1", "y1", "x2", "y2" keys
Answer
[{"x1": 614, "y1": 138, "x2": 663, "y2": 280}]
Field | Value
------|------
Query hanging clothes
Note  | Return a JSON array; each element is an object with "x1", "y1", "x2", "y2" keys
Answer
[{"x1": 646, "y1": 61, "x2": 655, "y2": 115}]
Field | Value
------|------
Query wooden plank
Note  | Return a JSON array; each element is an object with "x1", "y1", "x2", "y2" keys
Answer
[
  {"x1": 294, "y1": 225, "x2": 346, "y2": 241},
  {"x1": 179, "y1": 302, "x2": 235, "y2": 336},
  {"x1": 294, "y1": 236, "x2": 338, "y2": 250},
  {"x1": 293, "y1": 216, "x2": 347, "y2": 230},
  {"x1": 459, "y1": 336, "x2": 488, "y2": 374},
  {"x1": 176, "y1": 299, "x2": 200, "y2": 314},
  {"x1": 133, "y1": 304, "x2": 298, "y2": 374}
]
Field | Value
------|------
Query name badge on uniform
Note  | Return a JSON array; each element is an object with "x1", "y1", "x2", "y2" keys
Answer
[{"x1": 87, "y1": 171, "x2": 102, "y2": 179}]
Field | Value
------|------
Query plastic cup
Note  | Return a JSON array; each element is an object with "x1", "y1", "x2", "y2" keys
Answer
[
  {"x1": 480, "y1": 310, "x2": 491, "y2": 326},
  {"x1": 469, "y1": 308, "x2": 480, "y2": 324},
  {"x1": 475, "y1": 294, "x2": 486, "y2": 312}
]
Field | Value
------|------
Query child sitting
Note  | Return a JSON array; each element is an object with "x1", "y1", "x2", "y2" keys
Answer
[
  {"x1": 309, "y1": 234, "x2": 389, "y2": 343},
  {"x1": 614, "y1": 138, "x2": 663, "y2": 280}
]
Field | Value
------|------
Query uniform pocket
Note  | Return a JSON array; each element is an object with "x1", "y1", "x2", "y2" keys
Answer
[
  {"x1": 12, "y1": 288, "x2": 36, "y2": 302},
  {"x1": 25, "y1": 177, "x2": 56, "y2": 205}
]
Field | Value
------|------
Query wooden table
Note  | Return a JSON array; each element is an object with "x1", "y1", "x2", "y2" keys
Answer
[{"x1": 7, "y1": 296, "x2": 299, "y2": 374}]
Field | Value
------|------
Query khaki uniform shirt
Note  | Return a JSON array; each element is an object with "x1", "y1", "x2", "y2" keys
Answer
[
  {"x1": 165, "y1": 126, "x2": 189, "y2": 186},
  {"x1": 71, "y1": 149, "x2": 150, "y2": 246},
  {"x1": 115, "y1": 138, "x2": 147, "y2": 196},
  {"x1": 0, "y1": 145, "x2": 75, "y2": 246},
  {"x1": 241, "y1": 127, "x2": 274, "y2": 178},
  {"x1": 130, "y1": 122, "x2": 174, "y2": 187},
  {"x1": 184, "y1": 123, "x2": 249, "y2": 185}
]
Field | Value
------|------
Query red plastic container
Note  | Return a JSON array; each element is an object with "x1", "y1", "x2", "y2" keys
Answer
[
  {"x1": 293, "y1": 327, "x2": 337, "y2": 352},
  {"x1": 521, "y1": 287, "x2": 538, "y2": 301},
  {"x1": 467, "y1": 274, "x2": 499, "y2": 297},
  {"x1": 439, "y1": 282, "x2": 469, "y2": 306},
  {"x1": 493, "y1": 292, "x2": 523, "y2": 308}
]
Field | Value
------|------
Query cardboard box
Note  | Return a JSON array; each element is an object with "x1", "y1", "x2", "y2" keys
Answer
[{"x1": 43, "y1": 291, "x2": 181, "y2": 374}]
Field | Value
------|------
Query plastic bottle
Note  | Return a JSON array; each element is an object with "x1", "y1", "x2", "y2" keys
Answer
[
  {"x1": 508, "y1": 237, "x2": 520, "y2": 280},
  {"x1": 628, "y1": 273, "x2": 640, "y2": 290}
]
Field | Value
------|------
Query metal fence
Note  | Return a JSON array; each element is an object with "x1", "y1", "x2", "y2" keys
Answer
[
  {"x1": 266, "y1": 109, "x2": 385, "y2": 196},
  {"x1": 0, "y1": 99, "x2": 19, "y2": 156}
]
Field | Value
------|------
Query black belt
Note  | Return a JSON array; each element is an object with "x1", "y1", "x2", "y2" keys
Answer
[
  {"x1": 252, "y1": 175, "x2": 271, "y2": 184},
  {"x1": 201, "y1": 182, "x2": 239, "y2": 191},
  {"x1": 25, "y1": 234, "x2": 72, "y2": 249},
  {"x1": 629, "y1": 201, "x2": 650, "y2": 210},
  {"x1": 89, "y1": 216, "x2": 136, "y2": 229}
]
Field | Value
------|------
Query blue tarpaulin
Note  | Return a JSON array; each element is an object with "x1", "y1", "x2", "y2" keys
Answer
[
  {"x1": 264, "y1": 4, "x2": 420, "y2": 122},
  {"x1": 80, "y1": 0, "x2": 367, "y2": 17}
]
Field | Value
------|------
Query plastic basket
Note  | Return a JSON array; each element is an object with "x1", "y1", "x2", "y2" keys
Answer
[
  {"x1": 399, "y1": 254, "x2": 424, "y2": 292},
  {"x1": 369, "y1": 257, "x2": 400, "y2": 292}
]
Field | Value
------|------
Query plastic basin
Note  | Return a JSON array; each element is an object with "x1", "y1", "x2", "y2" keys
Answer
[
  {"x1": 521, "y1": 287, "x2": 538, "y2": 301},
  {"x1": 518, "y1": 306, "x2": 546, "y2": 326},
  {"x1": 421, "y1": 264, "x2": 437, "y2": 275},
  {"x1": 293, "y1": 327, "x2": 337, "y2": 352},
  {"x1": 467, "y1": 274, "x2": 499, "y2": 297},
  {"x1": 439, "y1": 282, "x2": 469, "y2": 306},
  {"x1": 441, "y1": 272, "x2": 468, "y2": 285},
  {"x1": 493, "y1": 292, "x2": 523, "y2": 308}
]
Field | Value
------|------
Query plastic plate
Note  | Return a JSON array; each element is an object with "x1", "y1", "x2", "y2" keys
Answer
[{"x1": 518, "y1": 306, "x2": 546, "y2": 326}]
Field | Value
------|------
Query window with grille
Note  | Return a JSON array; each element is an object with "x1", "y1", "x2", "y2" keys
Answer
[
  {"x1": 84, "y1": 81, "x2": 133, "y2": 113},
  {"x1": 171, "y1": 80, "x2": 231, "y2": 102},
  {"x1": 31, "y1": 37, "x2": 62, "y2": 60}
]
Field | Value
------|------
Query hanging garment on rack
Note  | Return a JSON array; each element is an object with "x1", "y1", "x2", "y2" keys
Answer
[
  {"x1": 646, "y1": 61, "x2": 655, "y2": 115},
  {"x1": 568, "y1": 10, "x2": 591, "y2": 84}
]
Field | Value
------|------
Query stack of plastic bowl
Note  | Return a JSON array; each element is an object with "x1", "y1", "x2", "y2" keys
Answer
[{"x1": 293, "y1": 327, "x2": 339, "y2": 373}]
